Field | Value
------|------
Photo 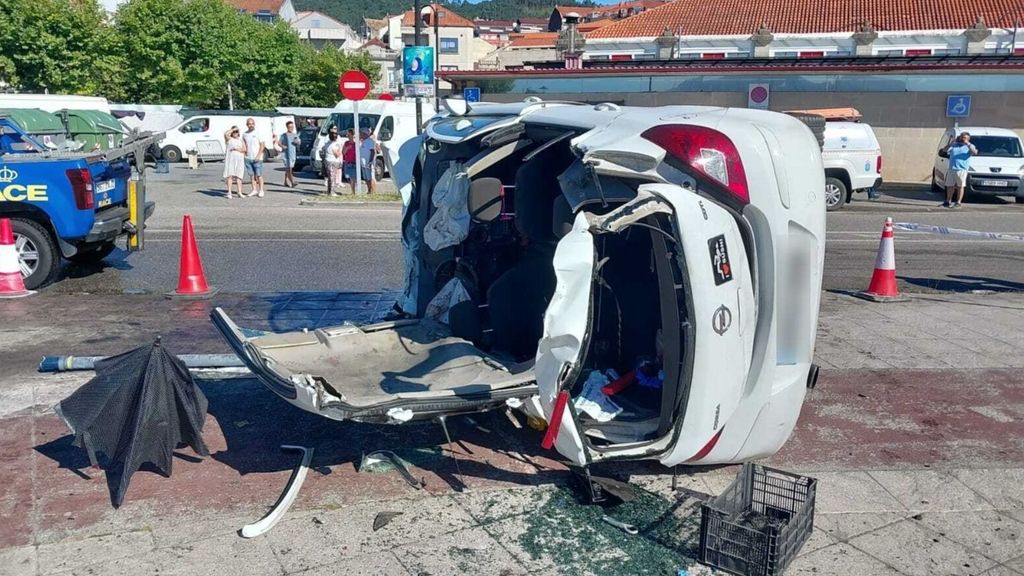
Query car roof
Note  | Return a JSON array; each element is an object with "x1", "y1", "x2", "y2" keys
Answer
[{"x1": 950, "y1": 127, "x2": 1021, "y2": 138}]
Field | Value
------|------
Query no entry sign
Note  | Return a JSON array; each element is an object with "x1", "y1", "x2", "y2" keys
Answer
[{"x1": 339, "y1": 70, "x2": 371, "y2": 101}]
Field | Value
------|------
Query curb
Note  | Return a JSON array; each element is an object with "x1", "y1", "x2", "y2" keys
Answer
[{"x1": 299, "y1": 199, "x2": 402, "y2": 208}]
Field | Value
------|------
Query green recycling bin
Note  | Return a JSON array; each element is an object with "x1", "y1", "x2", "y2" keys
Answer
[
  {"x1": 0, "y1": 108, "x2": 68, "y2": 149},
  {"x1": 60, "y1": 109, "x2": 126, "y2": 151}
]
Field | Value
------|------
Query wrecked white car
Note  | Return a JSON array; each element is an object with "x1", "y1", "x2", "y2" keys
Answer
[{"x1": 213, "y1": 99, "x2": 826, "y2": 469}]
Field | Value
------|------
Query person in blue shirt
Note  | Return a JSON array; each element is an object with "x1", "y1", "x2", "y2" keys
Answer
[
  {"x1": 278, "y1": 121, "x2": 300, "y2": 189},
  {"x1": 942, "y1": 132, "x2": 977, "y2": 208}
]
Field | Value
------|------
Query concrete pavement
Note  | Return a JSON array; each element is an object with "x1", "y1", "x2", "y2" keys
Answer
[{"x1": 1, "y1": 290, "x2": 1022, "y2": 575}]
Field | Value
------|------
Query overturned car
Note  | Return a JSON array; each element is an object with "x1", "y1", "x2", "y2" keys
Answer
[{"x1": 213, "y1": 99, "x2": 825, "y2": 468}]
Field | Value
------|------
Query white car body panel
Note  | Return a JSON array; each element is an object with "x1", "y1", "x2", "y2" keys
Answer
[
  {"x1": 933, "y1": 126, "x2": 1024, "y2": 197},
  {"x1": 213, "y1": 100, "x2": 826, "y2": 470},
  {"x1": 158, "y1": 114, "x2": 293, "y2": 161}
]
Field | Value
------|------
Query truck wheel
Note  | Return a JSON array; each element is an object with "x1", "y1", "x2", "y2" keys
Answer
[
  {"x1": 67, "y1": 240, "x2": 117, "y2": 264},
  {"x1": 824, "y1": 177, "x2": 847, "y2": 211},
  {"x1": 162, "y1": 146, "x2": 182, "y2": 163},
  {"x1": 10, "y1": 218, "x2": 60, "y2": 290}
]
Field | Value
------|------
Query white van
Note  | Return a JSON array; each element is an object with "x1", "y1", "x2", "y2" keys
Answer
[
  {"x1": 157, "y1": 113, "x2": 293, "y2": 162},
  {"x1": 311, "y1": 100, "x2": 420, "y2": 179},
  {"x1": 932, "y1": 127, "x2": 1024, "y2": 203},
  {"x1": 821, "y1": 121, "x2": 883, "y2": 210}
]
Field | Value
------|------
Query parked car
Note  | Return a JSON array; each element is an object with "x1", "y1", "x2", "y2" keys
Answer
[
  {"x1": 821, "y1": 121, "x2": 883, "y2": 211},
  {"x1": 295, "y1": 125, "x2": 320, "y2": 170},
  {"x1": 156, "y1": 112, "x2": 293, "y2": 163},
  {"x1": 0, "y1": 117, "x2": 154, "y2": 289},
  {"x1": 932, "y1": 127, "x2": 1024, "y2": 203},
  {"x1": 311, "y1": 99, "x2": 420, "y2": 180},
  {"x1": 214, "y1": 99, "x2": 825, "y2": 470}
]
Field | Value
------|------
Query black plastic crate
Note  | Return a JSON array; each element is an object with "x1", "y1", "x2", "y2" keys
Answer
[{"x1": 698, "y1": 463, "x2": 817, "y2": 576}]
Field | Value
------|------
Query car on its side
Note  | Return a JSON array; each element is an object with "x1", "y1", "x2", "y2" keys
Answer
[
  {"x1": 214, "y1": 99, "x2": 826, "y2": 471},
  {"x1": 933, "y1": 127, "x2": 1024, "y2": 203},
  {"x1": 821, "y1": 121, "x2": 883, "y2": 211}
]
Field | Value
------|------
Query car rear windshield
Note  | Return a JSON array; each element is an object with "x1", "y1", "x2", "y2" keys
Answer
[
  {"x1": 971, "y1": 136, "x2": 1023, "y2": 158},
  {"x1": 322, "y1": 113, "x2": 380, "y2": 135}
]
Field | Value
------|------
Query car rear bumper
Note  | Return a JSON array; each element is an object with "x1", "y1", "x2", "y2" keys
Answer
[
  {"x1": 967, "y1": 174, "x2": 1021, "y2": 196},
  {"x1": 83, "y1": 201, "x2": 155, "y2": 242}
]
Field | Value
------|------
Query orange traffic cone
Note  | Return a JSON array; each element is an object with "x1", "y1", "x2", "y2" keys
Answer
[
  {"x1": 166, "y1": 215, "x2": 217, "y2": 298},
  {"x1": 0, "y1": 218, "x2": 34, "y2": 299},
  {"x1": 859, "y1": 217, "x2": 903, "y2": 302}
]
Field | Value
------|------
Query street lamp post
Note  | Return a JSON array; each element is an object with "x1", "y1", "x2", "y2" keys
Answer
[
  {"x1": 420, "y1": 4, "x2": 440, "y2": 112},
  {"x1": 414, "y1": 0, "x2": 423, "y2": 132}
]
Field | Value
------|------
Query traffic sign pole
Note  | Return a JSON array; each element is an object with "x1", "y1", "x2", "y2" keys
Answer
[
  {"x1": 354, "y1": 100, "x2": 361, "y2": 194},
  {"x1": 338, "y1": 69, "x2": 372, "y2": 194}
]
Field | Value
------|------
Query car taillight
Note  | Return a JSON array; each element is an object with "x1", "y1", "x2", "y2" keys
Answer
[
  {"x1": 642, "y1": 124, "x2": 749, "y2": 206},
  {"x1": 66, "y1": 168, "x2": 94, "y2": 210},
  {"x1": 876, "y1": 154, "x2": 883, "y2": 174}
]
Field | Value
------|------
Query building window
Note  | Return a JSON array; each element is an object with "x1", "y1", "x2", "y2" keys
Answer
[
  {"x1": 726, "y1": 51, "x2": 751, "y2": 58},
  {"x1": 934, "y1": 48, "x2": 962, "y2": 56},
  {"x1": 633, "y1": 53, "x2": 656, "y2": 60},
  {"x1": 876, "y1": 49, "x2": 903, "y2": 56},
  {"x1": 905, "y1": 48, "x2": 932, "y2": 57},
  {"x1": 772, "y1": 51, "x2": 799, "y2": 58},
  {"x1": 440, "y1": 65, "x2": 459, "y2": 71},
  {"x1": 1016, "y1": 47, "x2": 1024, "y2": 55},
  {"x1": 611, "y1": 54, "x2": 632, "y2": 61},
  {"x1": 799, "y1": 51, "x2": 825, "y2": 58},
  {"x1": 588, "y1": 54, "x2": 610, "y2": 61},
  {"x1": 702, "y1": 52, "x2": 726, "y2": 59},
  {"x1": 311, "y1": 19, "x2": 320, "y2": 28},
  {"x1": 440, "y1": 37, "x2": 459, "y2": 54}
]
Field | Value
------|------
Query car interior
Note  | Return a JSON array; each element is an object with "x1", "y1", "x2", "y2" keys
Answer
[{"x1": 237, "y1": 122, "x2": 689, "y2": 443}]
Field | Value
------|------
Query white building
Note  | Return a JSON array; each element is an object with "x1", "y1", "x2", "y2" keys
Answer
[
  {"x1": 583, "y1": 0, "x2": 1024, "y2": 61},
  {"x1": 358, "y1": 39, "x2": 401, "y2": 94},
  {"x1": 290, "y1": 11, "x2": 360, "y2": 50}
]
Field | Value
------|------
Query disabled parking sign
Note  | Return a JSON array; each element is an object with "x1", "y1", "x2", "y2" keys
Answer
[{"x1": 946, "y1": 95, "x2": 971, "y2": 118}]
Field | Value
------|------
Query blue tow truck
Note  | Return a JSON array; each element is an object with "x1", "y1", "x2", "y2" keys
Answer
[{"x1": 0, "y1": 116, "x2": 156, "y2": 289}]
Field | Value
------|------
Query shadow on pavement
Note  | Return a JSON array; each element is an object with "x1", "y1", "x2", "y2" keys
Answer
[{"x1": 899, "y1": 274, "x2": 1024, "y2": 292}]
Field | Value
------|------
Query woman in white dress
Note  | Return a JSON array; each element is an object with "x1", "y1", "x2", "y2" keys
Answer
[{"x1": 223, "y1": 126, "x2": 247, "y2": 199}]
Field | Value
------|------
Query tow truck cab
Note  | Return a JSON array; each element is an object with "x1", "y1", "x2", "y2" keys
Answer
[
  {"x1": 0, "y1": 117, "x2": 154, "y2": 289},
  {"x1": 214, "y1": 101, "x2": 825, "y2": 469}
]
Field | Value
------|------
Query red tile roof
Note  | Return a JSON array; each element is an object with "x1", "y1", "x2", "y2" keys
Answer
[
  {"x1": 225, "y1": 0, "x2": 286, "y2": 14},
  {"x1": 509, "y1": 32, "x2": 560, "y2": 48},
  {"x1": 589, "y1": 0, "x2": 1024, "y2": 38},
  {"x1": 401, "y1": 3, "x2": 475, "y2": 28},
  {"x1": 577, "y1": 18, "x2": 616, "y2": 33}
]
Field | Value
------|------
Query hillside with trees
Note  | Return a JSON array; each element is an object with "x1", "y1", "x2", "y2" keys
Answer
[
  {"x1": 295, "y1": 0, "x2": 599, "y2": 30},
  {"x1": 0, "y1": 0, "x2": 379, "y2": 108}
]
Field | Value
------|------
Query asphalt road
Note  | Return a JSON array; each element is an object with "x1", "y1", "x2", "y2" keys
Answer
[{"x1": 43, "y1": 163, "x2": 1024, "y2": 295}]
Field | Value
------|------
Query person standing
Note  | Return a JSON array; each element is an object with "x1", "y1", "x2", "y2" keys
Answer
[
  {"x1": 942, "y1": 131, "x2": 977, "y2": 208},
  {"x1": 278, "y1": 121, "x2": 300, "y2": 188},
  {"x1": 324, "y1": 130, "x2": 345, "y2": 197},
  {"x1": 222, "y1": 126, "x2": 246, "y2": 199},
  {"x1": 359, "y1": 127, "x2": 379, "y2": 194},
  {"x1": 241, "y1": 117, "x2": 265, "y2": 198},
  {"x1": 342, "y1": 129, "x2": 358, "y2": 194}
]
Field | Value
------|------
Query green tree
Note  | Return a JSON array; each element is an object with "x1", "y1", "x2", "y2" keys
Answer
[
  {"x1": 285, "y1": 49, "x2": 381, "y2": 107},
  {"x1": 0, "y1": 0, "x2": 120, "y2": 94}
]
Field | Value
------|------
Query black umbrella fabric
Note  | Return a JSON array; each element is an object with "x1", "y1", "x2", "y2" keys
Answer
[{"x1": 54, "y1": 339, "x2": 210, "y2": 507}]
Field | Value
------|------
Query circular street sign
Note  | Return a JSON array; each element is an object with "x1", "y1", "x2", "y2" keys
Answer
[
  {"x1": 378, "y1": 93, "x2": 395, "y2": 101},
  {"x1": 750, "y1": 86, "x2": 768, "y2": 104},
  {"x1": 339, "y1": 70, "x2": 371, "y2": 101}
]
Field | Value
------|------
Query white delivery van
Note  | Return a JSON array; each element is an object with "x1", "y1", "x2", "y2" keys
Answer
[
  {"x1": 821, "y1": 121, "x2": 883, "y2": 210},
  {"x1": 311, "y1": 100, "x2": 421, "y2": 179},
  {"x1": 157, "y1": 112, "x2": 293, "y2": 162}
]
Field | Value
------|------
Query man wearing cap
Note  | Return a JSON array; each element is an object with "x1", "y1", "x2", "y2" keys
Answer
[{"x1": 359, "y1": 127, "x2": 379, "y2": 194}]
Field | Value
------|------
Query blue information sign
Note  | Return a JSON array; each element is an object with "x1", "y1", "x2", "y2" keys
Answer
[
  {"x1": 946, "y1": 95, "x2": 971, "y2": 118},
  {"x1": 403, "y1": 46, "x2": 435, "y2": 97},
  {"x1": 463, "y1": 87, "x2": 481, "y2": 103}
]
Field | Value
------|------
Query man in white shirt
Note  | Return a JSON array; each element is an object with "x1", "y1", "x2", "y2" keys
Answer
[{"x1": 241, "y1": 118, "x2": 266, "y2": 198}]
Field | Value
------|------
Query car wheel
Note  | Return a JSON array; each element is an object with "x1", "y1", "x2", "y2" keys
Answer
[
  {"x1": 10, "y1": 218, "x2": 60, "y2": 290},
  {"x1": 374, "y1": 157, "x2": 385, "y2": 181},
  {"x1": 824, "y1": 177, "x2": 847, "y2": 211},
  {"x1": 67, "y1": 240, "x2": 117, "y2": 264},
  {"x1": 162, "y1": 146, "x2": 182, "y2": 163}
]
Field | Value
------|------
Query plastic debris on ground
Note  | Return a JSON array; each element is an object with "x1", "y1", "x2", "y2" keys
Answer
[
  {"x1": 573, "y1": 370, "x2": 623, "y2": 422},
  {"x1": 425, "y1": 277, "x2": 472, "y2": 324}
]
